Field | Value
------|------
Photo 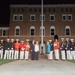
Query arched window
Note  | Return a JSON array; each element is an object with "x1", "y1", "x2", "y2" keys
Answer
[
  {"x1": 40, "y1": 26, "x2": 45, "y2": 36},
  {"x1": 30, "y1": 26, "x2": 35, "y2": 36},
  {"x1": 50, "y1": 26, "x2": 55, "y2": 36},
  {"x1": 65, "y1": 26, "x2": 71, "y2": 36},
  {"x1": 15, "y1": 26, "x2": 20, "y2": 36}
]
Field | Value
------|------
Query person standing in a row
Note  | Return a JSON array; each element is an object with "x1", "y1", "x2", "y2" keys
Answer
[
  {"x1": 4, "y1": 39, "x2": 10, "y2": 59},
  {"x1": 0, "y1": 39, "x2": 4, "y2": 59},
  {"x1": 14, "y1": 39, "x2": 20, "y2": 59},
  {"x1": 54, "y1": 39, "x2": 60, "y2": 60},
  {"x1": 19, "y1": 41, "x2": 25, "y2": 60},
  {"x1": 46, "y1": 41, "x2": 51, "y2": 60},
  {"x1": 65, "y1": 38, "x2": 71, "y2": 60},
  {"x1": 34, "y1": 41, "x2": 39, "y2": 60},
  {"x1": 9, "y1": 39, "x2": 14, "y2": 59},
  {"x1": 49, "y1": 40, "x2": 54, "y2": 60},
  {"x1": 60, "y1": 38, "x2": 66, "y2": 60},
  {"x1": 70, "y1": 39, "x2": 75, "y2": 60},
  {"x1": 25, "y1": 39, "x2": 30, "y2": 60},
  {"x1": 30, "y1": 40, "x2": 35, "y2": 60}
]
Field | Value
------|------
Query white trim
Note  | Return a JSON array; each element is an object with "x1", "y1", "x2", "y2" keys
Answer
[
  {"x1": 30, "y1": 15, "x2": 36, "y2": 21},
  {"x1": 65, "y1": 26, "x2": 71, "y2": 36},
  {"x1": 0, "y1": 27, "x2": 9, "y2": 30},
  {"x1": 15, "y1": 26, "x2": 20, "y2": 36},
  {"x1": 68, "y1": 14, "x2": 72, "y2": 21},
  {"x1": 30, "y1": 26, "x2": 35, "y2": 36},
  {"x1": 40, "y1": 15, "x2": 45, "y2": 21},
  {"x1": 18, "y1": 15, "x2": 23, "y2": 21},
  {"x1": 10, "y1": 4, "x2": 75, "y2": 8},
  {"x1": 13, "y1": 15, "x2": 18, "y2": 21},
  {"x1": 62, "y1": 14, "x2": 67, "y2": 21},
  {"x1": 50, "y1": 15, "x2": 55, "y2": 21},
  {"x1": 50, "y1": 26, "x2": 56, "y2": 36},
  {"x1": 2, "y1": 30, "x2": 6, "y2": 36}
]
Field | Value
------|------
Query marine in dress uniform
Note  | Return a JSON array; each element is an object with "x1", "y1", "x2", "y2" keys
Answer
[
  {"x1": 14, "y1": 39, "x2": 20, "y2": 59},
  {"x1": 49, "y1": 40, "x2": 54, "y2": 60},
  {"x1": 46, "y1": 41, "x2": 51, "y2": 60},
  {"x1": 30, "y1": 40, "x2": 35, "y2": 60},
  {"x1": 70, "y1": 39, "x2": 75, "y2": 60},
  {"x1": 25, "y1": 39, "x2": 30, "y2": 60},
  {"x1": 54, "y1": 39, "x2": 60, "y2": 60},
  {"x1": 34, "y1": 41, "x2": 39, "y2": 60},
  {"x1": 60, "y1": 38, "x2": 66, "y2": 60},
  {"x1": 9, "y1": 39, "x2": 14, "y2": 59},
  {"x1": 19, "y1": 41, "x2": 25, "y2": 59},
  {"x1": 4, "y1": 38, "x2": 10, "y2": 59},
  {"x1": 65, "y1": 38, "x2": 71, "y2": 60},
  {"x1": 0, "y1": 39, "x2": 4, "y2": 59}
]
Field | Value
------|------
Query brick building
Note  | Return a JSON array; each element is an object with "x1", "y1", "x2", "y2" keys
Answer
[{"x1": 0, "y1": 3, "x2": 75, "y2": 42}]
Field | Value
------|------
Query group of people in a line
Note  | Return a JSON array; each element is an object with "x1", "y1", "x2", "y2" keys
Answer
[
  {"x1": 46, "y1": 38, "x2": 75, "y2": 61},
  {"x1": 0, "y1": 38, "x2": 75, "y2": 61},
  {"x1": 0, "y1": 38, "x2": 39, "y2": 60}
]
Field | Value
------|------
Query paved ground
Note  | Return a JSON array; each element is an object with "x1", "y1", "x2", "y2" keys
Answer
[{"x1": 0, "y1": 55, "x2": 75, "y2": 75}]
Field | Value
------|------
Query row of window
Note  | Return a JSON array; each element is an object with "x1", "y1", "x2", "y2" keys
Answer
[
  {"x1": 2, "y1": 26, "x2": 71, "y2": 36},
  {"x1": 13, "y1": 14, "x2": 72, "y2": 21},
  {"x1": 12, "y1": 8, "x2": 72, "y2": 13}
]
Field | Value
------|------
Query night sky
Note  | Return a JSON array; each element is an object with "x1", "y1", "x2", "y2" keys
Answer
[{"x1": 0, "y1": 0, "x2": 75, "y2": 27}]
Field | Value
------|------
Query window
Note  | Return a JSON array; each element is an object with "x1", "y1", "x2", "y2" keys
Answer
[
  {"x1": 30, "y1": 26, "x2": 35, "y2": 36},
  {"x1": 68, "y1": 14, "x2": 72, "y2": 21},
  {"x1": 62, "y1": 14, "x2": 67, "y2": 21},
  {"x1": 30, "y1": 8, "x2": 32, "y2": 12},
  {"x1": 40, "y1": 15, "x2": 45, "y2": 21},
  {"x1": 30, "y1": 15, "x2": 35, "y2": 21},
  {"x1": 34, "y1": 8, "x2": 36, "y2": 12},
  {"x1": 39, "y1": 8, "x2": 41, "y2": 12},
  {"x1": 70, "y1": 8, "x2": 72, "y2": 12},
  {"x1": 22, "y1": 8, "x2": 24, "y2": 12},
  {"x1": 50, "y1": 15, "x2": 55, "y2": 21},
  {"x1": 53, "y1": 8, "x2": 55, "y2": 12},
  {"x1": 61, "y1": 8, "x2": 63, "y2": 12},
  {"x1": 18, "y1": 15, "x2": 23, "y2": 21},
  {"x1": 13, "y1": 8, "x2": 15, "y2": 12},
  {"x1": 15, "y1": 26, "x2": 20, "y2": 36},
  {"x1": 40, "y1": 26, "x2": 45, "y2": 36},
  {"x1": 49, "y1": 8, "x2": 51, "y2": 12},
  {"x1": 66, "y1": 8, "x2": 68, "y2": 12},
  {"x1": 13, "y1": 15, "x2": 18, "y2": 21},
  {"x1": 65, "y1": 26, "x2": 71, "y2": 36},
  {"x1": 44, "y1": 8, "x2": 46, "y2": 12},
  {"x1": 18, "y1": 8, "x2": 20, "y2": 12},
  {"x1": 2, "y1": 30, "x2": 6, "y2": 36},
  {"x1": 50, "y1": 26, "x2": 55, "y2": 36}
]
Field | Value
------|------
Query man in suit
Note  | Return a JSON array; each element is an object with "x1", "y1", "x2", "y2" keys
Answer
[
  {"x1": 9, "y1": 39, "x2": 14, "y2": 59},
  {"x1": 30, "y1": 40, "x2": 35, "y2": 60},
  {"x1": 4, "y1": 38, "x2": 10, "y2": 59}
]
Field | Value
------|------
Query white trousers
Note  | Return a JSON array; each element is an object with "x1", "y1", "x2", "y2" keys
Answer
[
  {"x1": 0, "y1": 50, "x2": 3, "y2": 59},
  {"x1": 54, "y1": 50, "x2": 59, "y2": 60},
  {"x1": 61, "y1": 51, "x2": 66, "y2": 60},
  {"x1": 14, "y1": 51, "x2": 19, "y2": 59},
  {"x1": 25, "y1": 51, "x2": 29, "y2": 59},
  {"x1": 20, "y1": 51, "x2": 24, "y2": 59},
  {"x1": 9, "y1": 50, "x2": 14, "y2": 59},
  {"x1": 4, "y1": 50, "x2": 9, "y2": 59},
  {"x1": 66, "y1": 50, "x2": 71, "y2": 60},
  {"x1": 49, "y1": 51, "x2": 53, "y2": 60},
  {"x1": 70, "y1": 51, "x2": 75, "y2": 60}
]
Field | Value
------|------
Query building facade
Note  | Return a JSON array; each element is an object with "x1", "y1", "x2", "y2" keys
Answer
[{"x1": 0, "y1": 4, "x2": 75, "y2": 42}]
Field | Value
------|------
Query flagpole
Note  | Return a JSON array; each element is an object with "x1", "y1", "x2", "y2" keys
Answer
[{"x1": 41, "y1": 0, "x2": 43, "y2": 47}]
